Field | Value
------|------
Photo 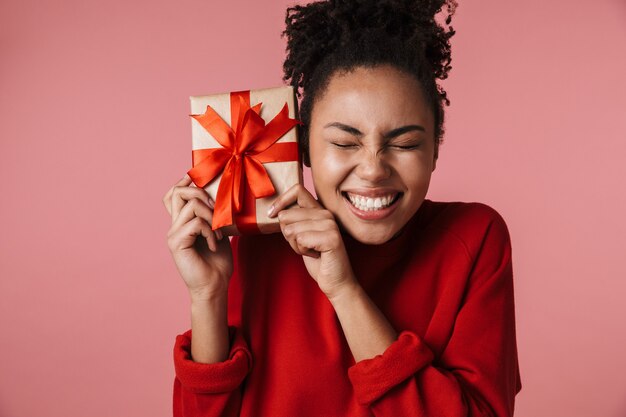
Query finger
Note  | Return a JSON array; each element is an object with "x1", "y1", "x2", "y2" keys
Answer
[
  {"x1": 168, "y1": 216, "x2": 217, "y2": 253},
  {"x1": 281, "y1": 218, "x2": 337, "y2": 239},
  {"x1": 278, "y1": 215, "x2": 309, "y2": 257},
  {"x1": 282, "y1": 231, "x2": 307, "y2": 257},
  {"x1": 276, "y1": 207, "x2": 334, "y2": 227},
  {"x1": 171, "y1": 197, "x2": 212, "y2": 230},
  {"x1": 300, "y1": 247, "x2": 320, "y2": 258},
  {"x1": 171, "y1": 186, "x2": 213, "y2": 225},
  {"x1": 163, "y1": 174, "x2": 193, "y2": 215},
  {"x1": 295, "y1": 230, "x2": 342, "y2": 255},
  {"x1": 281, "y1": 231, "x2": 319, "y2": 258},
  {"x1": 292, "y1": 230, "x2": 320, "y2": 258},
  {"x1": 268, "y1": 184, "x2": 319, "y2": 217},
  {"x1": 172, "y1": 198, "x2": 223, "y2": 244},
  {"x1": 286, "y1": 221, "x2": 337, "y2": 258},
  {"x1": 280, "y1": 219, "x2": 336, "y2": 259}
]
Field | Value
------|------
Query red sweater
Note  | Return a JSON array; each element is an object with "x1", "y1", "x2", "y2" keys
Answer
[{"x1": 172, "y1": 199, "x2": 522, "y2": 416}]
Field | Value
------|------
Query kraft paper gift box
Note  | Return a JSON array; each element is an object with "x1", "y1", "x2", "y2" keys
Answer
[{"x1": 188, "y1": 86, "x2": 302, "y2": 236}]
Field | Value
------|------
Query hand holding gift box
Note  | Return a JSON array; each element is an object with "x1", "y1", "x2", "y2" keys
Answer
[{"x1": 188, "y1": 86, "x2": 301, "y2": 235}]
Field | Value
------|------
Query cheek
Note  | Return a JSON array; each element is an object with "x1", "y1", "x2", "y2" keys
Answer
[
  {"x1": 395, "y1": 154, "x2": 434, "y2": 189},
  {"x1": 311, "y1": 150, "x2": 353, "y2": 194},
  {"x1": 409, "y1": 170, "x2": 433, "y2": 198}
]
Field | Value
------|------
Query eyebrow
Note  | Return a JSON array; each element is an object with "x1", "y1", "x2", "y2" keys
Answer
[{"x1": 323, "y1": 122, "x2": 425, "y2": 139}]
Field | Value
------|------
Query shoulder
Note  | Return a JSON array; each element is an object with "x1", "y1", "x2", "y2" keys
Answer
[
  {"x1": 424, "y1": 200, "x2": 509, "y2": 232},
  {"x1": 419, "y1": 200, "x2": 514, "y2": 291},
  {"x1": 420, "y1": 200, "x2": 512, "y2": 258}
]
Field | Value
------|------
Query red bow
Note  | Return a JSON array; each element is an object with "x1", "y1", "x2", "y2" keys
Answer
[{"x1": 188, "y1": 90, "x2": 300, "y2": 230}]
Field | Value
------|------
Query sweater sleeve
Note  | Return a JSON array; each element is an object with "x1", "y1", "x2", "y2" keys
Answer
[
  {"x1": 172, "y1": 326, "x2": 252, "y2": 417},
  {"x1": 172, "y1": 237, "x2": 252, "y2": 417},
  {"x1": 348, "y1": 209, "x2": 522, "y2": 416}
]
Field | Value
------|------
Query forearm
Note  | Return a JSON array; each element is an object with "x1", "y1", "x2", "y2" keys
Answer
[
  {"x1": 328, "y1": 282, "x2": 398, "y2": 362},
  {"x1": 190, "y1": 292, "x2": 229, "y2": 364}
]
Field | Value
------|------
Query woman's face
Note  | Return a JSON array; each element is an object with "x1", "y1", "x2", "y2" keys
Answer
[{"x1": 308, "y1": 65, "x2": 437, "y2": 245}]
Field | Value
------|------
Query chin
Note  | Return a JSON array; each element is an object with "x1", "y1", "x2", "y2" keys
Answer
[{"x1": 343, "y1": 223, "x2": 400, "y2": 245}]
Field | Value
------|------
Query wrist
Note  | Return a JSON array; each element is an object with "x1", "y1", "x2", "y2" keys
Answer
[
  {"x1": 189, "y1": 285, "x2": 228, "y2": 304},
  {"x1": 189, "y1": 291, "x2": 229, "y2": 364},
  {"x1": 326, "y1": 278, "x2": 362, "y2": 306},
  {"x1": 190, "y1": 294, "x2": 228, "y2": 323}
]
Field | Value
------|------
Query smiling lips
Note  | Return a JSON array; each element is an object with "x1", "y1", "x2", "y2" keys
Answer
[
  {"x1": 345, "y1": 191, "x2": 399, "y2": 211},
  {"x1": 343, "y1": 191, "x2": 402, "y2": 220}
]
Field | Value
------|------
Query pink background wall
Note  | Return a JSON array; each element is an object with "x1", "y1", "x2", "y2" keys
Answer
[{"x1": 1, "y1": 0, "x2": 625, "y2": 416}]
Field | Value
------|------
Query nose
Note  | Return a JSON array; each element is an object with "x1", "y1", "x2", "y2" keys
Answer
[{"x1": 355, "y1": 149, "x2": 392, "y2": 183}]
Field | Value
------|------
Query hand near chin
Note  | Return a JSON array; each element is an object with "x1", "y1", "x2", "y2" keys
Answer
[{"x1": 269, "y1": 184, "x2": 357, "y2": 299}]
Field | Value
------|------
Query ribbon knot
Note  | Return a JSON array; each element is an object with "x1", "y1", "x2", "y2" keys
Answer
[{"x1": 188, "y1": 90, "x2": 300, "y2": 231}]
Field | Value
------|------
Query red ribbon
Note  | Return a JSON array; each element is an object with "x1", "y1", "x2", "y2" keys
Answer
[{"x1": 188, "y1": 90, "x2": 300, "y2": 232}]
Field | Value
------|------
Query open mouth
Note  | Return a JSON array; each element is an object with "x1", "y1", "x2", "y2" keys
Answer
[{"x1": 342, "y1": 192, "x2": 402, "y2": 212}]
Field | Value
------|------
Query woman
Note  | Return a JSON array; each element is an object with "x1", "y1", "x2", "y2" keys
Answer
[{"x1": 163, "y1": 0, "x2": 522, "y2": 416}]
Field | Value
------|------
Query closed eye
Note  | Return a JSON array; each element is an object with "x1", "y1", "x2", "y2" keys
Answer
[
  {"x1": 332, "y1": 142, "x2": 357, "y2": 149},
  {"x1": 390, "y1": 144, "x2": 421, "y2": 150}
]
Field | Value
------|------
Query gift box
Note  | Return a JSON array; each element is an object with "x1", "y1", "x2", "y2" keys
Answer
[{"x1": 188, "y1": 86, "x2": 301, "y2": 235}]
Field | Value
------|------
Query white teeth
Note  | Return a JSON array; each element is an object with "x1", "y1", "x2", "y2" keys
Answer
[{"x1": 346, "y1": 193, "x2": 398, "y2": 211}]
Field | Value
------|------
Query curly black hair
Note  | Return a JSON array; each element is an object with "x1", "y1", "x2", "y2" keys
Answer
[{"x1": 282, "y1": 0, "x2": 457, "y2": 165}]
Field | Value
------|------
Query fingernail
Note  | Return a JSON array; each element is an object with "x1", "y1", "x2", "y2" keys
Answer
[
  {"x1": 267, "y1": 205, "x2": 275, "y2": 217},
  {"x1": 208, "y1": 198, "x2": 215, "y2": 209},
  {"x1": 216, "y1": 229, "x2": 223, "y2": 240}
]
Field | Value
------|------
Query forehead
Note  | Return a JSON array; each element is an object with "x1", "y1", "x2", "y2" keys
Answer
[{"x1": 311, "y1": 65, "x2": 433, "y2": 129}]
